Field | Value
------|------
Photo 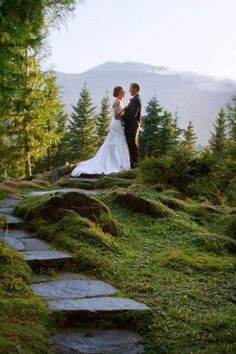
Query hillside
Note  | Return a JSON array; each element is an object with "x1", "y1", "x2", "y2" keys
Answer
[
  {"x1": 1, "y1": 173, "x2": 235, "y2": 353},
  {"x1": 56, "y1": 61, "x2": 236, "y2": 144}
]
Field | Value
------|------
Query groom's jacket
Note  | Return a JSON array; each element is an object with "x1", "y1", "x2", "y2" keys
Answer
[{"x1": 123, "y1": 94, "x2": 141, "y2": 126}]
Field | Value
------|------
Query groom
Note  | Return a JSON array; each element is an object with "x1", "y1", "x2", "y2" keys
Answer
[{"x1": 123, "y1": 83, "x2": 142, "y2": 169}]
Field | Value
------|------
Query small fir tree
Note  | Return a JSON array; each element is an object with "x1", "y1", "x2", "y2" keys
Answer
[
  {"x1": 141, "y1": 97, "x2": 164, "y2": 156},
  {"x1": 209, "y1": 109, "x2": 227, "y2": 155},
  {"x1": 180, "y1": 121, "x2": 197, "y2": 157},
  {"x1": 97, "y1": 94, "x2": 111, "y2": 146},
  {"x1": 67, "y1": 85, "x2": 97, "y2": 161}
]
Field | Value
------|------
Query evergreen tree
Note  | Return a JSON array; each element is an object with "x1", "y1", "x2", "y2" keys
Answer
[
  {"x1": 35, "y1": 105, "x2": 68, "y2": 172},
  {"x1": 209, "y1": 109, "x2": 227, "y2": 155},
  {"x1": 0, "y1": 0, "x2": 76, "y2": 178},
  {"x1": 67, "y1": 85, "x2": 97, "y2": 162},
  {"x1": 227, "y1": 96, "x2": 236, "y2": 145},
  {"x1": 226, "y1": 96, "x2": 236, "y2": 165},
  {"x1": 5, "y1": 52, "x2": 66, "y2": 178},
  {"x1": 141, "y1": 97, "x2": 164, "y2": 156},
  {"x1": 97, "y1": 94, "x2": 111, "y2": 146},
  {"x1": 180, "y1": 121, "x2": 197, "y2": 156},
  {"x1": 158, "y1": 111, "x2": 181, "y2": 155}
]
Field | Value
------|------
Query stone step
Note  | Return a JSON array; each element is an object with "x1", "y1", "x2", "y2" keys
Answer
[
  {"x1": 52, "y1": 329, "x2": 145, "y2": 354},
  {"x1": 26, "y1": 188, "x2": 105, "y2": 197},
  {"x1": 0, "y1": 229, "x2": 36, "y2": 240},
  {"x1": 1, "y1": 236, "x2": 52, "y2": 252},
  {"x1": 0, "y1": 213, "x2": 23, "y2": 226},
  {"x1": 0, "y1": 198, "x2": 21, "y2": 208},
  {"x1": 47, "y1": 296, "x2": 149, "y2": 319},
  {"x1": 22, "y1": 250, "x2": 74, "y2": 269},
  {"x1": 69, "y1": 177, "x2": 99, "y2": 182},
  {"x1": 32, "y1": 271, "x2": 90, "y2": 283},
  {"x1": 31, "y1": 279, "x2": 117, "y2": 300},
  {"x1": 0, "y1": 206, "x2": 15, "y2": 215}
]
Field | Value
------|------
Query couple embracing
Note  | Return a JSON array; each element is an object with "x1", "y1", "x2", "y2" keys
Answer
[{"x1": 71, "y1": 83, "x2": 142, "y2": 177}]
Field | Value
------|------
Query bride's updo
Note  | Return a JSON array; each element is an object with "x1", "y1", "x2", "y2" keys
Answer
[{"x1": 113, "y1": 86, "x2": 123, "y2": 98}]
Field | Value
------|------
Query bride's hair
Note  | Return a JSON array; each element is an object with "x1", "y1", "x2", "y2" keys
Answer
[{"x1": 113, "y1": 86, "x2": 123, "y2": 98}]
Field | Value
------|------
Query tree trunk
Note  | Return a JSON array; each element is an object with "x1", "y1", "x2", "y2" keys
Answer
[
  {"x1": 47, "y1": 147, "x2": 50, "y2": 171},
  {"x1": 25, "y1": 153, "x2": 32, "y2": 179},
  {"x1": 4, "y1": 168, "x2": 8, "y2": 180}
]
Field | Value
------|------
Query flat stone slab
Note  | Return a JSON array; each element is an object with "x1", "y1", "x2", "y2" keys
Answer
[
  {"x1": 0, "y1": 236, "x2": 52, "y2": 252},
  {"x1": 0, "y1": 214, "x2": 23, "y2": 225},
  {"x1": 0, "y1": 198, "x2": 21, "y2": 208},
  {"x1": 26, "y1": 188, "x2": 105, "y2": 197},
  {"x1": 0, "y1": 236, "x2": 25, "y2": 251},
  {"x1": 47, "y1": 297, "x2": 149, "y2": 315},
  {"x1": 22, "y1": 250, "x2": 74, "y2": 268},
  {"x1": 53, "y1": 329, "x2": 144, "y2": 354},
  {"x1": 32, "y1": 272, "x2": 90, "y2": 284},
  {"x1": 21, "y1": 238, "x2": 52, "y2": 251},
  {"x1": 69, "y1": 177, "x2": 99, "y2": 182},
  {"x1": 0, "y1": 229, "x2": 35, "y2": 240},
  {"x1": 0, "y1": 207, "x2": 15, "y2": 215},
  {"x1": 31, "y1": 279, "x2": 117, "y2": 300}
]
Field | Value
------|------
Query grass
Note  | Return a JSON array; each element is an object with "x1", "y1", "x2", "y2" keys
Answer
[
  {"x1": 58, "y1": 175, "x2": 135, "y2": 190},
  {"x1": 0, "y1": 179, "x2": 54, "y2": 199},
  {"x1": 13, "y1": 185, "x2": 236, "y2": 354},
  {"x1": 0, "y1": 242, "x2": 51, "y2": 354}
]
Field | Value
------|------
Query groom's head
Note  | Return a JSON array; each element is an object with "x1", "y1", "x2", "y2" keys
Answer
[{"x1": 129, "y1": 83, "x2": 140, "y2": 96}]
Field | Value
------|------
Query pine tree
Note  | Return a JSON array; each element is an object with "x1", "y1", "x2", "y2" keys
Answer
[
  {"x1": 0, "y1": 0, "x2": 76, "y2": 178},
  {"x1": 209, "y1": 109, "x2": 227, "y2": 155},
  {"x1": 158, "y1": 111, "x2": 181, "y2": 155},
  {"x1": 226, "y1": 96, "x2": 236, "y2": 162},
  {"x1": 227, "y1": 96, "x2": 236, "y2": 142},
  {"x1": 67, "y1": 85, "x2": 98, "y2": 162},
  {"x1": 141, "y1": 97, "x2": 164, "y2": 156},
  {"x1": 180, "y1": 121, "x2": 197, "y2": 157},
  {"x1": 5, "y1": 52, "x2": 66, "y2": 178},
  {"x1": 97, "y1": 94, "x2": 111, "y2": 146}
]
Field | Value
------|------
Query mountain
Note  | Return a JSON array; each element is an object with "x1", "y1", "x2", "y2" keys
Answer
[{"x1": 56, "y1": 61, "x2": 236, "y2": 144}]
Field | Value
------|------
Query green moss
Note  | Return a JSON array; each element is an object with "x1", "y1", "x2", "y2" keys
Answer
[
  {"x1": 223, "y1": 214, "x2": 236, "y2": 241},
  {"x1": 0, "y1": 243, "x2": 51, "y2": 353},
  {"x1": 0, "y1": 183, "x2": 17, "y2": 199},
  {"x1": 13, "y1": 184, "x2": 236, "y2": 354},
  {"x1": 0, "y1": 180, "x2": 53, "y2": 200},
  {"x1": 58, "y1": 175, "x2": 134, "y2": 190},
  {"x1": 108, "y1": 169, "x2": 137, "y2": 179},
  {"x1": 158, "y1": 248, "x2": 235, "y2": 272},
  {"x1": 16, "y1": 191, "x2": 118, "y2": 235},
  {"x1": 0, "y1": 215, "x2": 7, "y2": 229}
]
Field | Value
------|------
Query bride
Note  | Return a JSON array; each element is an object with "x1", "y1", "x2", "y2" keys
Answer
[{"x1": 71, "y1": 86, "x2": 130, "y2": 177}]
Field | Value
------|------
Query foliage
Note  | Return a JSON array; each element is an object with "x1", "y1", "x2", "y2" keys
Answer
[
  {"x1": 209, "y1": 109, "x2": 227, "y2": 156},
  {"x1": 141, "y1": 97, "x2": 181, "y2": 156},
  {"x1": 66, "y1": 85, "x2": 98, "y2": 162},
  {"x1": 15, "y1": 183, "x2": 236, "y2": 354},
  {"x1": 179, "y1": 121, "x2": 198, "y2": 158},
  {"x1": 0, "y1": 242, "x2": 51, "y2": 353},
  {"x1": 97, "y1": 94, "x2": 111, "y2": 147},
  {"x1": 0, "y1": 0, "x2": 75, "y2": 179},
  {"x1": 141, "y1": 97, "x2": 164, "y2": 156}
]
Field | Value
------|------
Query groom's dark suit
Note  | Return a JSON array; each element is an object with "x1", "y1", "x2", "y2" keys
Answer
[{"x1": 123, "y1": 94, "x2": 141, "y2": 168}]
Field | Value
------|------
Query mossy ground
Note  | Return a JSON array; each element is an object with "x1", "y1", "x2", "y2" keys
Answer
[
  {"x1": 16, "y1": 180, "x2": 236, "y2": 354},
  {"x1": 0, "y1": 187, "x2": 52, "y2": 354},
  {"x1": 0, "y1": 243, "x2": 51, "y2": 354}
]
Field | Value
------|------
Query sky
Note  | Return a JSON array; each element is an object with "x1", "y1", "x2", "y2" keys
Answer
[{"x1": 47, "y1": 0, "x2": 236, "y2": 79}]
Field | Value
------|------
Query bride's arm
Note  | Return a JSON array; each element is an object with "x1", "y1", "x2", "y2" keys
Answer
[{"x1": 113, "y1": 101, "x2": 124, "y2": 120}]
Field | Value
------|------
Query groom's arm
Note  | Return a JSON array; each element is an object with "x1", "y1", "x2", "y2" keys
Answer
[{"x1": 123, "y1": 99, "x2": 141, "y2": 121}]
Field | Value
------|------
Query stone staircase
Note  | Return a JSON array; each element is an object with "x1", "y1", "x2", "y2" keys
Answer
[{"x1": 0, "y1": 195, "x2": 149, "y2": 354}]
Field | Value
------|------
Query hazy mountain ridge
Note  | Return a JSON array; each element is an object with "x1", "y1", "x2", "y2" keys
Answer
[{"x1": 56, "y1": 61, "x2": 236, "y2": 144}]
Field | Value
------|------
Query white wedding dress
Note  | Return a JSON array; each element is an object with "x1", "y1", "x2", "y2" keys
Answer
[{"x1": 71, "y1": 99, "x2": 130, "y2": 177}]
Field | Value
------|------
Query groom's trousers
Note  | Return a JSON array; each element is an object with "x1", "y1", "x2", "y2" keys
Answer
[{"x1": 125, "y1": 122, "x2": 139, "y2": 168}]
